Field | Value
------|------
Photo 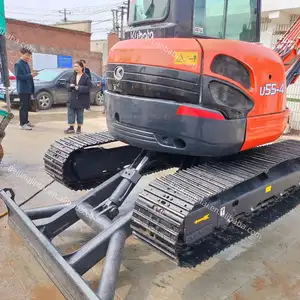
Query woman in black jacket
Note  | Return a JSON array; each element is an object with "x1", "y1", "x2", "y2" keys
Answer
[{"x1": 64, "y1": 61, "x2": 92, "y2": 134}]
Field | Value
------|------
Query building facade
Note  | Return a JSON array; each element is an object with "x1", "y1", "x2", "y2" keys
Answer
[
  {"x1": 91, "y1": 33, "x2": 121, "y2": 72},
  {"x1": 261, "y1": 1, "x2": 300, "y2": 101},
  {"x1": 91, "y1": 39, "x2": 108, "y2": 73},
  {"x1": 5, "y1": 19, "x2": 102, "y2": 75},
  {"x1": 54, "y1": 20, "x2": 92, "y2": 34}
]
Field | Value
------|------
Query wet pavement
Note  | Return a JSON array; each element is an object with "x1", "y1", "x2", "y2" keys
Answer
[{"x1": 1, "y1": 104, "x2": 300, "y2": 300}]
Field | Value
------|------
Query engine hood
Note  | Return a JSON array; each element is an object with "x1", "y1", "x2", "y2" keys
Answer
[{"x1": 108, "y1": 38, "x2": 202, "y2": 74}]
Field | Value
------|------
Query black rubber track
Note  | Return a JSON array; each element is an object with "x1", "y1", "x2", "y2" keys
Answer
[
  {"x1": 43, "y1": 131, "x2": 142, "y2": 191},
  {"x1": 131, "y1": 139, "x2": 300, "y2": 265}
]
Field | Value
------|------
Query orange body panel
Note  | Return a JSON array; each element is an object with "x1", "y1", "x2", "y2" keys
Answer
[
  {"x1": 108, "y1": 38, "x2": 202, "y2": 73},
  {"x1": 240, "y1": 109, "x2": 289, "y2": 151},
  {"x1": 197, "y1": 39, "x2": 288, "y2": 150},
  {"x1": 198, "y1": 39, "x2": 287, "y2": 116},
  {"x1": 108, "y1": 38, "x2": 288, "y2": 150}
]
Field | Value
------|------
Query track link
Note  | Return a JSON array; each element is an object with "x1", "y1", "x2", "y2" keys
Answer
[
  {"x1": 131, "y1": 139, "x2": 300, "y2": 265},
  {"x1": 43, "y1": 131, "x2": 140, "y2": 191}
]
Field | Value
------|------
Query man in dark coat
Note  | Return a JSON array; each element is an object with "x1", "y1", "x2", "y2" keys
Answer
[
  {"x1": 81, "y1": 59, "x2": 92, "y2": 110},
  {"x1": 81, "y1": 59, "x2": 91, "y2": 79},
  {"x1": 14, "y1": 47, "x2": 37, "y2": 130}
]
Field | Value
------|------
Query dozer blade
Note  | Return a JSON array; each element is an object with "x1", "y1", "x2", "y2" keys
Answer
[
  {"x1": 0, "y1": 189, "x2": 103, "y2": 300},
  {"x1": 0, "y1": 173, "x2": 130, "y2": 300},
  {"x1": 0, "y1": 151, "x2": 176, "y2": 300}
]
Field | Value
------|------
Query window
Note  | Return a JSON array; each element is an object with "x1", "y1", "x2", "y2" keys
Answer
[
  {"x1": 59, "y1": 71, "x2": 73, "y2": 81},
  {"x1": 128, "y1": 0, "x2": 169, "y2": 24},
  {"x1": 91, "y1": 73, "x2": 98, "y2": 82},
  {"x1": 226, "y1": 0, "x2": 258, "y2": 41},
  {"x1": 193, "y1": 0, "x2": 258, "y2": 42},
  {"x1": 193, "y1": 0, "x2": 225, "y2": 38},
  {"x1": 34, "y1": 69, "x2": 63, "y2": 81}
]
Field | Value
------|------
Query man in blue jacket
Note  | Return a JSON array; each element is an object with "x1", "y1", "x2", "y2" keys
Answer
[{"x1": 14, "y1": 47, "x2": 37, "y2": 130}]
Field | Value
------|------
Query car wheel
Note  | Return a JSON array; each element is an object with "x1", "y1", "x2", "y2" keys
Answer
[
  {"x1": 36, "y1": 91, "x2": 53, "y2": 110},
  {"x1": 94, "y1": 91, "x2": 104, "y2": 106}
]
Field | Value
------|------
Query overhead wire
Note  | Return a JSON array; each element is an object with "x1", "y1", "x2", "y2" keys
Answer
[{"x1": 5, "y1": 2, "x2": 127, "y2": 38}]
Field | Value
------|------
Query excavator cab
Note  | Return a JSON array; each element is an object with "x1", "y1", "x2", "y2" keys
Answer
[{"x1": 126, "y1": 0, "x2": 261, "y2": 42}]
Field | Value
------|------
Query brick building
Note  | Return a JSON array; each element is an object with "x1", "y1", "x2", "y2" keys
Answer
[
  {"x1": 5, "y1": 19, "x2": 102, "y2": 74},
  {"x1": 107, "y1": 33, "x2": 120, "y2": 53},
  {"x1": 91, "y1": 33, "x2": 121, "y2": 72}
]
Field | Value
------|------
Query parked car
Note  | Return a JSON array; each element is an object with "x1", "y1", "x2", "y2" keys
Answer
[
  {"x1": 0, "y1": 70, "x2": 15, "y2": 102},
  {"x1": 0, "y1": 68, "x2": 104, "y2": 110},
  {"x1": 8, "y1": 69, "x2": 15, "y2": 80},
  {"x1": 0, "y1": 69, "x2": 16, "y2": 82}
]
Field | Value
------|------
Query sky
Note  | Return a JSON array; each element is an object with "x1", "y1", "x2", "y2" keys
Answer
[{"x1": 5, "y1": 0, "x2": 127, "y2": 40}]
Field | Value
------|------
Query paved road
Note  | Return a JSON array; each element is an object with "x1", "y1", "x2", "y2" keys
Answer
[{"x1": 1, "y1": 106, "x2": 300, "y2": 300}]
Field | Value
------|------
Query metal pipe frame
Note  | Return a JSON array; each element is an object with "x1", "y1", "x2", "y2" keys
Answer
[{"x1": 0, "y1": 152, "x2": 153, "y2": 300}]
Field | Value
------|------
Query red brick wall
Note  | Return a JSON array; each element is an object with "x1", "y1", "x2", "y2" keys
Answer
[
  {"x1": 107, "y1": 33, "x2": 120, "y2": 52},
  {"x1": 5, "y1": 19, "x2": 102, "y2": 75},
  {"x1": 6, "y1": 19, "x2": 90, "y2": 51}
]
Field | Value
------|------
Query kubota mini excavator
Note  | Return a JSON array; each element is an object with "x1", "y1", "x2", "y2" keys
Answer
[{"x1": 0, "y1": 1, "x2": 300, "y2": 300}]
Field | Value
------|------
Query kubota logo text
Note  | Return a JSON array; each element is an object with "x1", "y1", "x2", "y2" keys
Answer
[{"x1": 130, "y1": 29, "x2": 154, "y2": 39}]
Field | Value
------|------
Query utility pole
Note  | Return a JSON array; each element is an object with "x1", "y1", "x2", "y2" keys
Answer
[
  {"x1": 119, "y1": 6, "x2": 126, "y2": 39},
  {"x1": 115, "y1": 10, "x2": 120, "y2": 37},
  {"x1": 112, "y1": 9, "x2": 116, "y2": 32},
  {"x1": 58, "y1": 8, "x2": 71, "y2": 22}
]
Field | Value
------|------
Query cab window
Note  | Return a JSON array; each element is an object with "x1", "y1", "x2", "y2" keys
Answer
[
  {"x1": 193, "y1": 0, "x2": 258, "y2": 42},
  {"x1": 128, "y1": 0, "x2": 169, "y2": 24}
]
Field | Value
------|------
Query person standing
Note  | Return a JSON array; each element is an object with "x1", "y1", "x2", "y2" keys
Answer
[
  {"x1": 101, "y1": 70, "x2": 107, "y2": 115},
  {"x1": 14, "y1": 47, "x2": 37, "y2": 130},
  {"x1": 81, "y1": 59, "x2": 91, "y2": 79},
  {"x1": 64, "y1": 61, "x2": 92, "y2": 134},
  {"x1": 81, "y1": 59, "x2": 92, "y2": 110}
]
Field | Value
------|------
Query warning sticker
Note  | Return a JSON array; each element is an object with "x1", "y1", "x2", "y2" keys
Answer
[
  {"x1": 194, "y1": 26, "x2": 204, "y2": 34},
  {"x1": 174, "y1": 52, "x2": 198, "y2": 67},
  {"x1": 265, "y1": 185, "x2": 272, "y2": 193},
  {"x1": 194, "y1": 213, "x2": 209, "y2": 224}
]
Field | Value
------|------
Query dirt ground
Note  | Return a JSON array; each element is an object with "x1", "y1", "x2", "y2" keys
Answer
[{"x1": 1, "y1": 104, "x2": 300, "y2": 300}]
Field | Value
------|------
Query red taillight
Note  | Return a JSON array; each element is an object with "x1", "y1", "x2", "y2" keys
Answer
[{"x1": 176, "y1": 105, "x2": 224, "y2": 120}]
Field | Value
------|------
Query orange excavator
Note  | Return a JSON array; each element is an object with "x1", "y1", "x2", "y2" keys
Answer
[{"x1": 0, "y1": 1, "x2": 299, "y2": 300}]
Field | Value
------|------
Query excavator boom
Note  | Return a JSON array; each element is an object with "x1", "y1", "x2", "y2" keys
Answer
[{"x1": 273, "y1": 16, "x2": 300, "y2": 86}]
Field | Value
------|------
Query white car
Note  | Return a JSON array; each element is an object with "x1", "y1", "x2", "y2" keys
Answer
[
  {"x1": 0, "y1": 69, "x2": 16, "y2": 82},
  {"x1": 0, "y1": 70, "x2": 16, "y2": 102}
]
